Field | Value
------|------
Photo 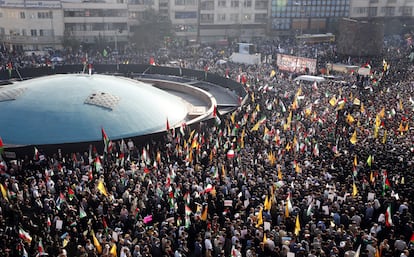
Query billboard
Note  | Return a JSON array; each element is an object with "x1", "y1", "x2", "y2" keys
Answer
[{"x1": 276, "y1": 54, "x2": 317, "y2": 74}]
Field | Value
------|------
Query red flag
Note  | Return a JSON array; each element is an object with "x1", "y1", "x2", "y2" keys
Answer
[
  {"x1": 166, "y1": 118, "x2": 170, "y2": 131},
  {"x1": 0, "y1": 137, "x2": 4, "y2": 154},
  {"x1": 38, "y1": 238, "x2": 44, "y2": 254}
]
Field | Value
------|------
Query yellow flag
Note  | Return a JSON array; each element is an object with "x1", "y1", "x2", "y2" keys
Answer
[
  {"x1": 256, "y1": 104, "x2": 260, "y2": 112},
  {"x1": 346, "y1": 114, "x2": 355, "y2": 124},
  {"x1": 379, "y1": 107, "x2": 385, "y2": 118},
  {"x1": 97, "y1": 181, "x2": 108, "y2": 197},
  {"x1": 201, "y1": 205, "x2": 208, "y2": 221},
  {"x1": 264, "y1": 195, "x2": 272, "y2": 211},
  {"x1": 350, "y1": 130, "x2": 357, "y2": 145},
  {"x1": 399, "y1": 99, "x2": 404, "y2": 111},
  {"x1": 329, "y1": 96, "x2": 337, "y2": 106},
  {"x1": 222, "y1": 164, "x2": 226, "y2": 178},
  {"x1": 370, "y1": 171, "x2": 374, "y2": 183},
  {"x1": 230, "y1": 112, "x2": 236, "y2": 124},
  {"x1": 256, "y1": 207, "x2": 263, "y2": 227},
  {"x1": 240, "y1": 128, "x2": 245, "y2": 148},
  {"x1": 91, "y1": 231, "x2": 102, "y2": 254},
  {"x1": 353, "y1": 98, "x2": 361, "y2": 106},
  {"x1": 294, "y1": 215, "x2": 301, "y2": 236},
  {"x1": 367, "y1": 155, "x2": 372, "y2": 167},
  {"x1": 360, "y1": 103, "x2": 365, "y2": 113},
  {"x1": 398, "y1": 121, "x2": 405, "y2": 133},
  {"x1": 251, "y1": 92, "x2": 255, "y2": 103},
  {"x1": 263, "y1": 232, "x2": 267, "y2": 243},
  {"x1": 110, "y1": 243, "x2": 117, "y2": 257},
  {"x1": 352, "y1": 182, "x2": 358, "y2": 197},
  {"x1": 353, "y1": 155, "x2": 358, "y2": 167},
  {"x1": 278, "y1": 165, "x2": 283, "y2": 180},
  {"x1": 270, "y1": 69, "x2": 276, "y2": 77},
  {"x1": 375, "y1": 114, "x2": 381, "y2": 129},
  {"x1": 285, "y1": 142, "x2": 291, "y2": 151},
  {"x1": 0, "y1": 184, "x2": 8, "y2": 202}
]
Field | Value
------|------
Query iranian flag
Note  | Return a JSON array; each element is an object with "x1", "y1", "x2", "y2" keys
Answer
[
  {"x1": 385, "y1": 205, "x2": 393, "y2": 227},
  {"x1": 38, "y1": 238, "x2": 45, "y2": 254},
  {"x1": 19, "y1": 228, "x2": 32, "y2": 244}
]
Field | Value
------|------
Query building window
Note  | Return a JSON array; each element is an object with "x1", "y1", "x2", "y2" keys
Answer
[
  {"x1": 244, "y1": 0, "x2": 252, "y2": 7},
  {"x1": 200, "y1": 13, "x2": 214, "y2": 23},
  {"x1": 254, "y1": 13, "x2": 267, "y2": 23},
  {"x1": 217, "y1": 13, "x2": 225, "y2": 21},
  {"x1": 255, "y1": 0, "x2": 268, "y2": 10},
  {"x1": 230, "y1": 13, "x2": 239, "y2": 21},
  {"x1": 218, "y1": 1, "x2": 226, "y2": 7},
  {"x1": 368, "y1": 7, "x2": 377, "y2": 16},
  {"x1": 201, "y1": 1, "x2": 214, "y2": 10},
  {"x1": 230, "y1": 1, "x2": 239, "y2": 7},
  {"x1": 175, "y1": 11, "x2": 197, "y2": 19},
  {"x1": 383, "y1": 7, "x2": 395, "y2": 16},
  {"x1": 369, "y1": 0, "x2": 378, "y2": 3},
  {"x1": 175, "y1": 0, "x2": 195, "y2": 5},
  {"x1": 20, "y1": 12, "x2": 25, "y2": 19},
  {"x1": 38, "y1": 12, "x2": 52, "y2": 19},
  {"x1": 401, "y1": 6, "x2": 413, "y2": 16},
  {"x1": 31, "y1": 29, "x2": 37, "y2": 36}
]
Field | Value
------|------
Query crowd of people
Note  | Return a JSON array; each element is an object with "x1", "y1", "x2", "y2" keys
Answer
[{"x1": 0, "y1": 34, "x2": 413, "y2": 257}]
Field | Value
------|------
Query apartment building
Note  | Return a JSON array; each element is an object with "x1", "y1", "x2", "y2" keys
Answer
[
  {"x1": 269, "y1": 0, "x2": 350, "y2": 36},
  {"x1": 0, "y1": 0, "x2": 63, "y2": 51},
  {"x1": 349, "y1": 0, "x2": 414, "y2": 34},
  {"x1": 1, "y1": 0, "x2": 413, "y2": 51}
]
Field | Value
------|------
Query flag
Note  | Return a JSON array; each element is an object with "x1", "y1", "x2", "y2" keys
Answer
[
  {"x1": 166, "y1": 117, "x2": 170, "y2": 131},
  {"x1": 251, "y1": 116, "x2": 266, "y2": 131},
  {"x1": 110, "y1": 243, "x2": 117, "y2": 257},
  {"x1": 352, "y1": 182, "x2": 358, "y2": 197},
  {"x1": 34, "y1": 147, "x2": 40, "y2": 160},
  {"x1": 97, "y1": 180, "x2": 108, "y2": 197},
  {"x1": 22, "y1": 245, "x2": 28, "y2": 257},
  {"x1": 47, "y1": 216, "x2": 51, "y2": 227},
  {"x1": 285, "y1": 193, "x2": 292, "y2": 218},
  {"x1": 0, "y1": 184, "x2": 8, "y2": 202},
  {"x1": 410, "y1": 232, "x2": 414, "y2": 244},
  {"x1": 354, "y1": 155, "x2": 358, "y2": 167},
  {"x1": 68, "y1": 187, "x2": 75, "y2": 201},
  {"x1": 306, "y1": 202, "x2": 313, "y2": 216},
  {"x1": 38, "y1": 238, "x2": 45, "y2": 254},
  {"x1": 367, "y1": 155, "x2": 372, "y2": 167},
  {"x1": 80, "y1": 207, "x2": 87, "y2": 219},
  {"x1": 256, "y1": 207, "x2": 263, "y2": 227},
  {"x1": 294, "y1": 215, "x2": 301, "y2": 236},
  {"x1": 264, "y1": 195, "x2": 271, "y2": 211},
  {"x1": 200, "y1": 205, "x2": 208, "y2": 221},
  {"x1": 92, "y1": 230, "x2": 102, "y2": 254},
  {"x1": 350, "y1": 130, "x2": 357, "y2": 145},
  {"x1": 355, "y1": 244, "x2": 361, "y2": 257},
  {"x1": 101, "y1": 127, "x2": 112, "y2": 153},
  {"x1": 95, "y1": 156, "x2": 102, "y2": 172},
  {"x1": 385, "y1": 205, "x2": 393, "y2": 227},
  {"x1": 19, "y1": 228, "x2": 32, "y2": 244},
  {"x1": 0, "y1": 137, "x2": 4, "y2": 154}
]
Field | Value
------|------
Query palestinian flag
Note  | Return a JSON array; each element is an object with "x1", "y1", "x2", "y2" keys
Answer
[
  {"x1": 101, "y1": 127, "x2": 112, "y2": 153},
  {"x1": 68, "y1": 187, "x2": 75, "y2": 201}
]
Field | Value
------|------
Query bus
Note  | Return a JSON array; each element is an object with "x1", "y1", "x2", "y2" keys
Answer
[{"x1": 296, "y1": 33, "x2": 335, "y2": 44}]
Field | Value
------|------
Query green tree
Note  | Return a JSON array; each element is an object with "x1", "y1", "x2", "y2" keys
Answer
[
  {"x1": 130, "y1": 8, "x2": 174, "y2": 51},
  {"x1": 62, "y1": 30, "x2": 81, "y2": 52}
]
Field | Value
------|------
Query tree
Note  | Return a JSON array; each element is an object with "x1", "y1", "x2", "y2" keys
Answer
[
  {"x1": 130, "y1": 8, "x2": 174, "y2": 51},
  {"x1": 62, "y1": 30, "x2": 81, "y2": 52}
]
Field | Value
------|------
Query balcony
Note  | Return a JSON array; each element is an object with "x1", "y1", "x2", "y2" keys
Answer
[{"x1": 2, "y1": 35, "x2": 62, "y2": 44}]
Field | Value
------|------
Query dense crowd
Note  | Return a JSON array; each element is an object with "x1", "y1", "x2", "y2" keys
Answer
[{"x1": 0, "y1": 34, "x2": 413, "y2": 257}]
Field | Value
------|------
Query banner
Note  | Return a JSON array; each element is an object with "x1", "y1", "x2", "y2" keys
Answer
[{"x1": 276, "y1": 54, "x2": 317, "y2": 74}]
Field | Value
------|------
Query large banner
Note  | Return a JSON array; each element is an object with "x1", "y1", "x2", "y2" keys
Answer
[{"x1": 276, "y1": 54, "x2": 317, "y2": 74}]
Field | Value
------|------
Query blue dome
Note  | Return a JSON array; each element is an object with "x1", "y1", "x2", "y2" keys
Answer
[{"x1": 0, "y1": 74, "x2": 188, "y2": 145}]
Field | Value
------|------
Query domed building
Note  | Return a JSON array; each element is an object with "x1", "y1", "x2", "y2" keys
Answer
[{"x1": 0, "y1": 74, "x2": 203, "y2": 150}]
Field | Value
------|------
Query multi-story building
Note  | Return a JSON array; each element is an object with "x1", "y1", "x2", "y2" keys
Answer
[
  {"x1": 0, "y1": 0, "x2": 63, "y2": 51},
  {"x1": 349, "y1": 0, "x2": 414, "y2": 34},
  {"x1": 269, "y1": 0, "x2": 350, "y2": 36},
  {"x1": 198, "y1": 0, "x2": 269, "y2": 44},
  {"x1": 2, "y1": 0, "x2": 413, "y2": 51}
]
